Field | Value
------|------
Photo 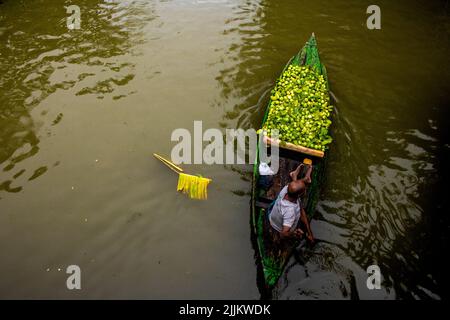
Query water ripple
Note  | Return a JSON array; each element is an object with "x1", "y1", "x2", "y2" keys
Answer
[{"x1": 0, "y1": 0, "x2": 154, "y2": 194}]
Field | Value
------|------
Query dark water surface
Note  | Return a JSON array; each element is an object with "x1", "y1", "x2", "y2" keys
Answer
[{"x1": 0, "y1": 0, "x2": 449, "y2": 299}]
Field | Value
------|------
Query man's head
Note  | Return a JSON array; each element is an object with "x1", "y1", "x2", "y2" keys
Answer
[{"x1": 287, "y1": 180, "x2": 306, "y2": 198}]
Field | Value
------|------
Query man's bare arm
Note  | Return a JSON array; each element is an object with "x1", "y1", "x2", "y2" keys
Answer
[{"x1": 300, "y1": 208, "x2": 314, "y2": 242}]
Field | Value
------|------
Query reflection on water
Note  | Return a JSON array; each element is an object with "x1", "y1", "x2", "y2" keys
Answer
[
  {"x1": 0, "y1": 0, "x2": 448, "y2": 299},
  {"x1": 0, "y1": 0, "x2": 152, "y2": 193},
  {"x1": 215, "y1": 0, "x2": 272, "y2": 129}
]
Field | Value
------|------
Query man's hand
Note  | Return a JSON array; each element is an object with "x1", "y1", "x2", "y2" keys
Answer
[
  {"x1": 281, "y1": 226, "x2": 303, "y2": 239},
  {"x1": 306, "y1": 232, "x2": 314, "y2": 243},
  {"x1": 289, "y1": 164, "x2": 303, "y2": 181},
  {"x1": 294, "y1": 228, "x2": 304, "y2": 239}
]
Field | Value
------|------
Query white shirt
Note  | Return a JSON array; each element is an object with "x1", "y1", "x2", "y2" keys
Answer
[{"x1": 269, "y1": 186, "x2": 302, "y2": 232}]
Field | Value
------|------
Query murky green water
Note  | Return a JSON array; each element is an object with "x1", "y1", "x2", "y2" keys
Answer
[{"x1": 0, "y1": 0, "x2": 448, "y2": 299}]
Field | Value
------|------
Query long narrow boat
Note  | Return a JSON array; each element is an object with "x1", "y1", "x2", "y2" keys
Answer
[{"x1": 251, "y1": 33, "x2": 332, "y2": 290}]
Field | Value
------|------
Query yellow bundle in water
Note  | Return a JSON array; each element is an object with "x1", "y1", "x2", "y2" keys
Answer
[{"x1": 177, "y1": 173, "x2": 211, "y2": 200}]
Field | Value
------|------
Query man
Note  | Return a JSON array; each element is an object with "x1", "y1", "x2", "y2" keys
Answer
[{"x1": 268, "y1": 163, "x2": 314, "y2": 243}]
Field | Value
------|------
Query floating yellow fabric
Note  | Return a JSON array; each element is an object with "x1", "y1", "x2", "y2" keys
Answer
[{"x1": 177, "y1": 173, "x2": 211, "y2": 200}]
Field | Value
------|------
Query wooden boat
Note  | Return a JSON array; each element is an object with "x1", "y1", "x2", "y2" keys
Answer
[{"x1": 251, "y1": 33, "x2": 331, "y2": 290}]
